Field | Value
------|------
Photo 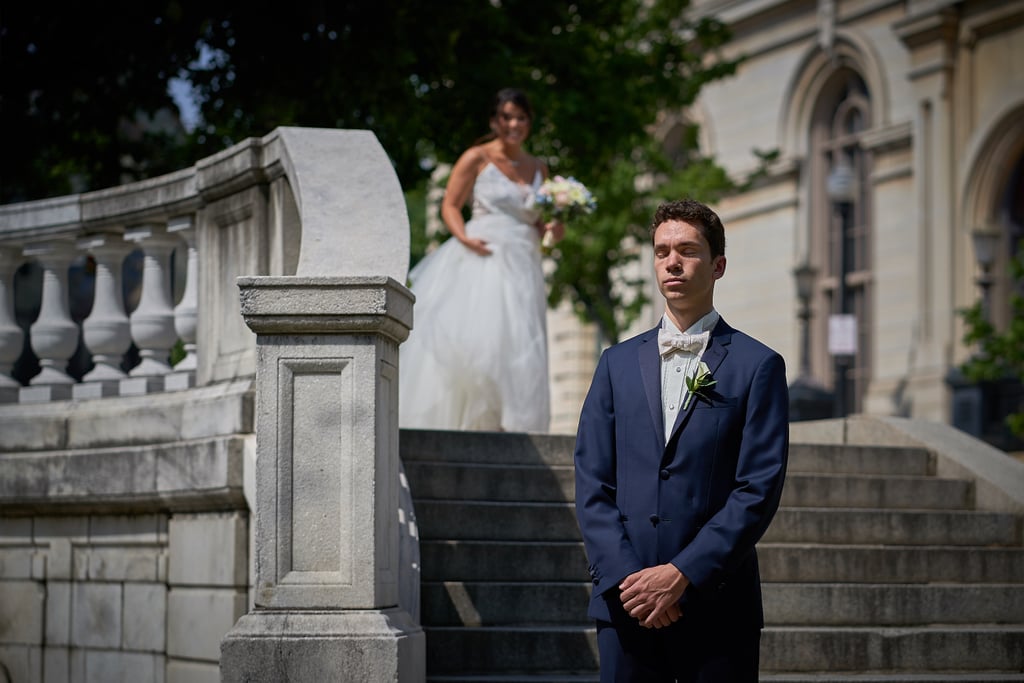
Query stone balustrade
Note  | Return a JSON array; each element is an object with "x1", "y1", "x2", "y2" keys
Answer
[
  {"x1": 0, "y1": 136, "x2": 289, "y2": 403},
  {"x1": 0, "y1": 127, "x2": 423, "y2": 681},
  {"x1": 1, "y1": 128, "x2": 413, "y2": 408}
]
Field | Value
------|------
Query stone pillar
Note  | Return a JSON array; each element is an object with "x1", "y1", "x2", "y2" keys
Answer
[
  {"x1": 166, "y1": 215, "x2": 198, "y2": 391},
  {"x1": 124, "y1": 223, "x2": 178, "y2": 392},
  {"x1": 221, "y1": 275, "x2": 424, "y2": 683},
  {"x1": 895, "y1": 9, "x2": 959, "y2": 422},
  {"x1": 0, "y1": 247, "x2": 23, "y2": 402},
  {"x1": 75, "y1": 233, "x2": 132, "y2": 398},
  {"x1": 21, "y1": 240, "x2": 77, "y2": 401}
]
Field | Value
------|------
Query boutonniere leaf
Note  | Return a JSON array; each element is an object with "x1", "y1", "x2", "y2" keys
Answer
[{"x1": 683, "y1": 361, "x2": 716, "y2": 409}]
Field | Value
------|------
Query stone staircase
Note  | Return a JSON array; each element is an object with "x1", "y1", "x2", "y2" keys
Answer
[{"x1": 400, "y1": 429, "x2": 1024, "y2": 682}]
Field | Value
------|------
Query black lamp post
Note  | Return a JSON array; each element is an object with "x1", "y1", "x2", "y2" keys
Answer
[
  {"x1": 788, "y1": 261, "x2": 834, "y2": 421},
  {"x1": 826, "y1": 158, "x2": 857, "y2": 418},
  {"x1": 794, "y1": 262, "x2": 817, "y2": 378},
  {"x1": 971, "y1": 225, "x2": 1000, "y2": 321}
]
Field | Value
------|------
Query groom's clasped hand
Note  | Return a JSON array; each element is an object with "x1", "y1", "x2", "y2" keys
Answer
[{"x1": 619, "y1": 563, "x2": 689, "y2": 629}]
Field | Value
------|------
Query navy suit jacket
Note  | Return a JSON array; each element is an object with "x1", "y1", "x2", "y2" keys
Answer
[{"x1": 574, "y1": 317, "x2": 789, "y2": 629}]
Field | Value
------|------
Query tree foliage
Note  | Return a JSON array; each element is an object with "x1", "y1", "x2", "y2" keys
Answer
[
  {"x1": 1, "y1": 2, "x2": 205, "y2": 200},
  {"x1": 960, "y1": 243, "x2": 1024, "y2": 437},
  {"x1": 3, "y1": 0, "x2": 749, "y2": 342}
]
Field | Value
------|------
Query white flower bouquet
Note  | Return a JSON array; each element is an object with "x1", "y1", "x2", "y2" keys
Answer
[
  {"x1": 535, "y1": 175, "x2": 597, "y2": 223},
  {"x1": 534, "y1": 175, "x2": 597, "y2": 247}
]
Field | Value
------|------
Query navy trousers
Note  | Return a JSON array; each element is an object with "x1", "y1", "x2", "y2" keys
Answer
[{"x1": 595, "y1": 590, "x2": 761, "y2": 683}]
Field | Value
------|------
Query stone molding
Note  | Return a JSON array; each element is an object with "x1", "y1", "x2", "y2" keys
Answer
[
  {"x1": 238, "y1": 275, "x2": 414, "y2": 341},
  {"x1": 0, "y1": 435, "x2": 248, "y2": 515}
]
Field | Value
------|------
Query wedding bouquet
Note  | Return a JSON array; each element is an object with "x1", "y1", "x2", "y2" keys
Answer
[{"x1": 534, "y1": 175, "x2": 597, "y2": 248}]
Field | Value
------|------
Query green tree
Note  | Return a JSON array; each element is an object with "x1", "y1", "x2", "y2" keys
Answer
[
  {"x1": 1, "y1": 2, "x2": 206, "y2": 202},
  {"x1": 960, "y1": 243, "x2": 1024, "y2": 437},
  {"x1": 3, "y1": 1, "x2": 749, "y2": 342}
]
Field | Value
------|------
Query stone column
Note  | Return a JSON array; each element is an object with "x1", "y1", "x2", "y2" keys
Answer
[
  {"x1": 166, "y1": 215, "x2": 198, "y2": 391},
  {"x1": 21, "y1": 240, "x2": 77, "y2": 402},
  {"x1": 895, "y1": 9, "x2": 959, "y2": 422},
  {"x1": 123, "y1": 223, "x2": 178, "y2": 393},
  {"x1": 75, "y1": 233, "x2": 132, "y2": 398},
  {"x1": 0, "y1": 247, "x2": 24, "y2": 402},
  {"x1": 221, "y1": 275, "x2": 424, "y2": 683}
]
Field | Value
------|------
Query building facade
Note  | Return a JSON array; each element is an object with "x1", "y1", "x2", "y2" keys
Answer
[{"x1": 548, "y1": 0, "x2": 1024, "y2": 437}]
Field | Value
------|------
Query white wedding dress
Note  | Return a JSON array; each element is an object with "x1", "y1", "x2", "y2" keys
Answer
[{"x1": 399, "y1": 163, "x2": 550, "y2": 432}]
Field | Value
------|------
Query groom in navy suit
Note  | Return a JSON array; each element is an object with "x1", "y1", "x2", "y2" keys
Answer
[{"x1": 574, "y1": 199, "x2": 789, "y2": 681}]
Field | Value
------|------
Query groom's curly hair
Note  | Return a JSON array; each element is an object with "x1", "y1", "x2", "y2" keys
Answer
[{"x1": 650, "y1": 199, "x2": 726, "y2": 258}]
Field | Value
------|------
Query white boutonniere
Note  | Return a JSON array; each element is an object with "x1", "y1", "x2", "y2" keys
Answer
[{"x1": 683, "y1": 361, "x2": 716, "y2": 409}]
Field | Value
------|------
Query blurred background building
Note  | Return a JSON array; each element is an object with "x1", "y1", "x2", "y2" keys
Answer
[{"x1": 546, "y1": 0, "x2": 1023, "y2": 451}]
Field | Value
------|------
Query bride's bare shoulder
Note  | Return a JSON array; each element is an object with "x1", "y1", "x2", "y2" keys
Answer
[{"x1": 454, "y1": 145, "x2": 492, "y2": 174}]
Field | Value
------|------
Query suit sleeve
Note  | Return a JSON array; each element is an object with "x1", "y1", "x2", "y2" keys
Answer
[
  {"x1": 574, "y1": 350, "x2": 644, "y2": 599},
  {"x1": 671, "y1": 351, "x2": 789, "y2": 589}
]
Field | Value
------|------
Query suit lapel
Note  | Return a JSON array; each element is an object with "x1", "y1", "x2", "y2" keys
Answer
[
  {"x1": 637, "y1": 327, "x2": 665, "y2": 448},
  {"x1": 666, "y1": 318, "x2": 733, "y2": 443}
]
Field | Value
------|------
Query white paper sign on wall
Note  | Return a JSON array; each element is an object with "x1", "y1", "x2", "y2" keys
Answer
[{"x1": 828, "y1": 314, "x2": 858, "y2": 356}]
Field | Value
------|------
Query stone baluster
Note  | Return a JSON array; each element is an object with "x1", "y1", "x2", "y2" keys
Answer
[
  {"x1": 0, "y1": 247, "x2": 25, "y2": 402},
  {"x1": 74, "y1": 233, "x2": 132, "y2": 399},
  {"x1": 166, "y1": 215, "x2": 197, "y2": 391},
  {"x1": 21, "y1": 240, "x2": 78, "y2": 402},
  {"x1": 123, "y1": 223, "x2": 178, "y2": 394}
]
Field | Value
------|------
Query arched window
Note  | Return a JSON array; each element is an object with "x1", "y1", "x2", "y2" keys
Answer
[
  {"x1": 810, "y1": 70, "x2": 872, "y2": 415},
  {"x1": 998, "y1": 155, "x2": 1024, "y2": 320}
]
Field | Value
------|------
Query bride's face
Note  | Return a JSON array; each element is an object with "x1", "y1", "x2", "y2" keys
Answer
[{"x1": 491, "y1": 101, "x2": 531, "y2": 146}]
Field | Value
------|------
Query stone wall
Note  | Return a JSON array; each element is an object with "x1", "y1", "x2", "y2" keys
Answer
[{"x1": 0, "y1": 511, "x2": 247, "y2": 683}]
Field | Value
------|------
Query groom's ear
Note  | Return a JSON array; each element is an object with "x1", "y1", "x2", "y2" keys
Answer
[{"x1": 712, "y1": 255, "x2": 727, "y2": 280}]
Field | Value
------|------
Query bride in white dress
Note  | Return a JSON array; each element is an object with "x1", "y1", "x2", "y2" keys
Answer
[{"x1": 399, "y1": 89, "x2": 562, "y2": 432}]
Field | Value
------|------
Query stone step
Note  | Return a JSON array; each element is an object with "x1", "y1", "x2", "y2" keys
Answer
[
  {"x1": 425, "y1": 625, "x2": 597, "y2": 674},
  {"x1": 414, "y1": 500, "x2": 580, "y2": 542},
  {"x1": 427, "y1": 676, "x2": 599, "y2": 683},
  {"x1": 415, "y1": 501, "x2": 1022, "y2": 546},
  {"x1": 422, "y1": 540, "x2": 1024, "y2": 584},
  {"x1": 780, "y1": 474, "x2": 972, "y2": 510},
  {"x1": 427, "y1": 675, "x2": 1024, "y2": 683},
  {"x1": 401, "y1": 430, "x2": 574, "y2": 467},
  {"x1": 760, "y1": 625, "x2": 1024, "y2": 672},
  {"x1": 422, "y1": 581, "x2": 591, "y2": 626},
  {"x1": 426, "y1": 670, "x2": 1024, "y2": 683},
  {"x1": 760, "y1": 675, "x2": 1024, "y2": 682},
  {"x1": 406, "y1": 461, "x2": 574, "y2": 503},
  {"x1": 762, "y1": 508, "x2": 1022, "y2": 546},
  {"x1": 428, "y1": 675, "x2": 1024, "y2": 683},
  {"x1": 423, "y1": 580, "x2": 1024, "y2": 628},
  {"x1": 421, "y1": 540, "x2": 588, "y2": 582},
  {"x1": 785, "y1": 445, "x2": 935, "y2": 476},
  {"x1": 424, "y1": 625, "x2": 1024, "y2": 675},
  {"x1": 406, "y1": 461, "x2": 971, "y2": 509},
  {"x1": 401, "y1": 432, "x2": 935, "y2": 477},
  {"x1": 762, "y1": 583, "x2": 1024, "y2": 625},
  {"x1": 758, "y1": 543, "x2": 1024, "y2": 583}
]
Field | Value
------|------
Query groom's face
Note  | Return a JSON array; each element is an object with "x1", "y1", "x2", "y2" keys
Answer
[{"x1": 653, "y1": 220, "x2": 726, "y2": 314}]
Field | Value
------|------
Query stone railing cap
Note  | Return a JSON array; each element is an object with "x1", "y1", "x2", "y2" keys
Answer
[{"x1": 274, "y1": 128, "x2": 410, "y2": 282}]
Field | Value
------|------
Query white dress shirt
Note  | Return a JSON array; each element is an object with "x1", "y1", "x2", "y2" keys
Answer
[{"x1": 660, "y1": 309, "x2": 720, "y2": 441}]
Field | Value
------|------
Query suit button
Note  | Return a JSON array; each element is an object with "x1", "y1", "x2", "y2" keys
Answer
[
  {"x1": 593, "y1": 578, "x2": 600, "y2": 585},
  {"x1": 659, "y1": 469, "x2": 670, "y2": 480},
  {"x1": 649, "y1": 514, "x2": 660, "y2": 525}
]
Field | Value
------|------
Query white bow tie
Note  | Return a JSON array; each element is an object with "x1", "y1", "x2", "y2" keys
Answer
[{"x1": 658, "y1": 329, "x2": 709, "y2": 357}]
